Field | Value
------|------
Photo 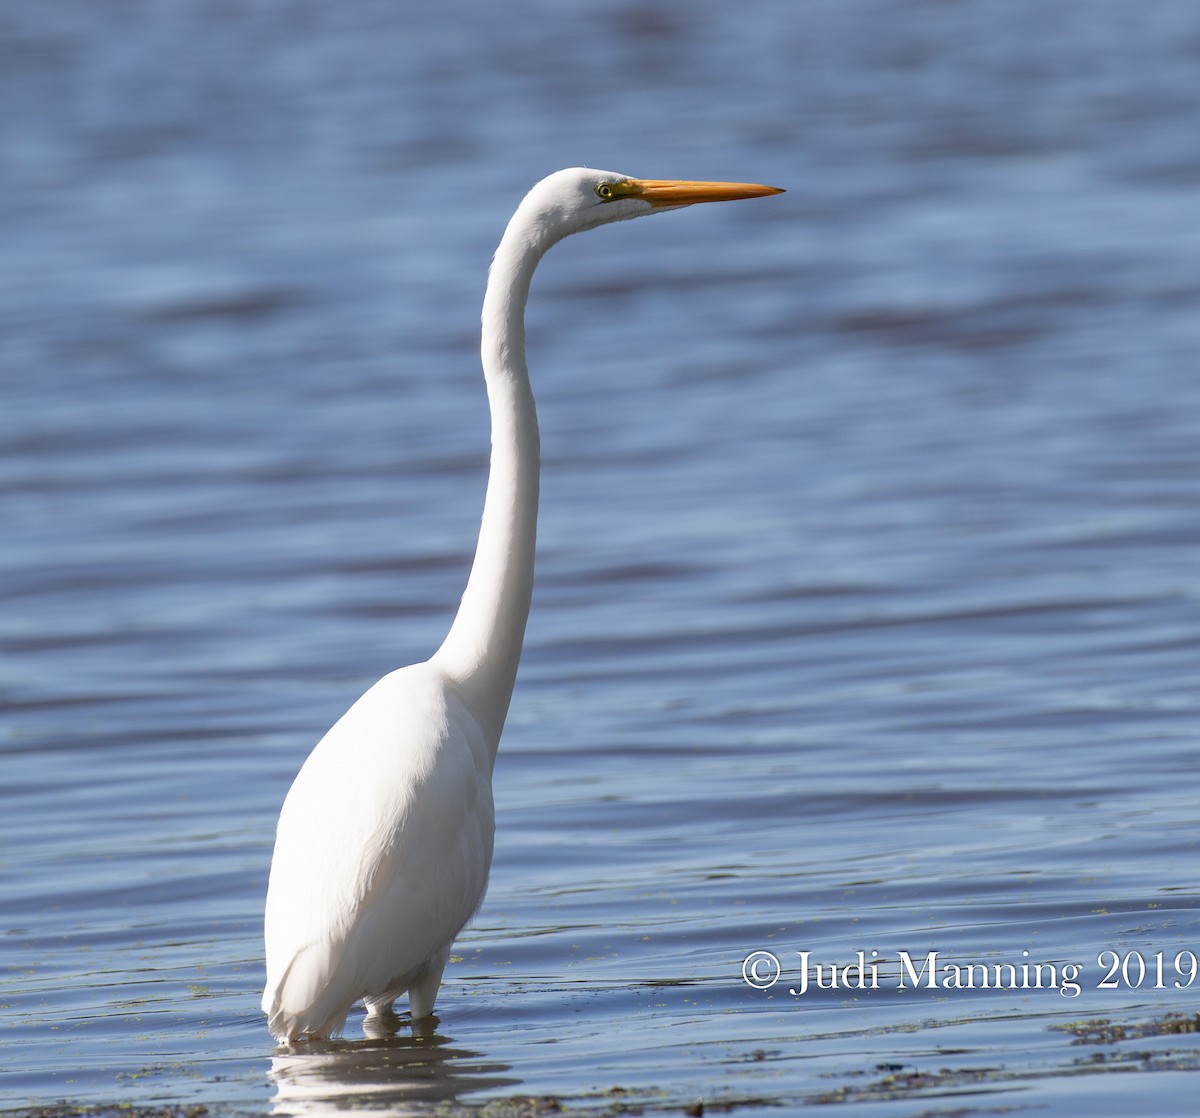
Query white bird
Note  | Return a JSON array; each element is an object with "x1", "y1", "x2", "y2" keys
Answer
[{"x1": 261, "y1": 167, "x2": 783, "y2": 1043}]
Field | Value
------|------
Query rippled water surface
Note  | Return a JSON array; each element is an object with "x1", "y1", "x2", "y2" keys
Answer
[{"x1": 3, "y1": 2, "x2": 1200, "y2": 1114}]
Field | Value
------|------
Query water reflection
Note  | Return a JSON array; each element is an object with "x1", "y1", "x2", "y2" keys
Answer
[{"x1": 268, "y1": 1016, "x2": 517, "y2": 1115}]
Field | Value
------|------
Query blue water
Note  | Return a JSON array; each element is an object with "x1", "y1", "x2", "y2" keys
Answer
[{"x1": 2, "y1": 1, "x2": 1199, "y2": 1114}]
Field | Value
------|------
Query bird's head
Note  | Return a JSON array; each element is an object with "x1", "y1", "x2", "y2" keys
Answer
[{"x1": 515, "y1": 167, "x2": 784, "y2": 247}]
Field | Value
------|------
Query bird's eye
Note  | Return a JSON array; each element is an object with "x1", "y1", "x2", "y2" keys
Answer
[{"x1": 596, "y1": 183, "x2": 615, "y2": 200}]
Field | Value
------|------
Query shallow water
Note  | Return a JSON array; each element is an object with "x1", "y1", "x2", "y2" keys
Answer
[{"x1": 2, "y1": 1, "x2": 1199, "y2": 1114}]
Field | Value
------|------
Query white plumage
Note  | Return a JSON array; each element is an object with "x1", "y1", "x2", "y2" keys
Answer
[
  {"x1": 261, "y1": 168, "x2": 782, "y2": 1042},
  {"x1": 263, "y1": 665, "x2": 492, "y2": 1039}
]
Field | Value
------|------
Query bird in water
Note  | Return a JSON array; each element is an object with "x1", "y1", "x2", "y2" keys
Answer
[{"x1": 261, "y1": 167, "x2": 783, "y2": 1043}]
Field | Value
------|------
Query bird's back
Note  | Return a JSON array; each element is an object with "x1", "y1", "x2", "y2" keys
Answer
[{"x1": 261, "y1": 661, "x2": 494, "y2": 1041}]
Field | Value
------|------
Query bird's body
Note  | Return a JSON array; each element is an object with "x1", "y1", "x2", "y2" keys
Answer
[
  {"x1": 262, "y1": 168, "x2": 782, "y2": 1043},
  {"x1": 262, "y1": 663, "x2": 492, "y2": 1039}
]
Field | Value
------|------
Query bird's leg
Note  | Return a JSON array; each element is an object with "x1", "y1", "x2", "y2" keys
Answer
[
  {"x1": 363, "y1": 994, "x2": 396, "y2": 1017},
  {"x1": 407, "y1": 944, "x2": 451, "y2": 1020}
]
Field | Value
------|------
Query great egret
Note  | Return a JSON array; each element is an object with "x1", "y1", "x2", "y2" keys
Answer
[{"x1": 262, "y1": 168, "x2": 783, "y2": 1043}]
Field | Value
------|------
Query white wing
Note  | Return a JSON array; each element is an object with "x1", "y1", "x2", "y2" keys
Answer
[{"x1": 262, "y1": 661, "x2": 494, "y2": 1039}]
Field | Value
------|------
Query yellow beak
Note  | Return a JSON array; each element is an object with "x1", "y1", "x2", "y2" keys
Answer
[{"x1": 628, "y1": 178, "x2": 785, "y2": 208}]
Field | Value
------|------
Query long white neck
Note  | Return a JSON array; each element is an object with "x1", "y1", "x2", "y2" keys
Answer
[{"x1": 433, "y1": 216, "x2": 549, "y2": 754}]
